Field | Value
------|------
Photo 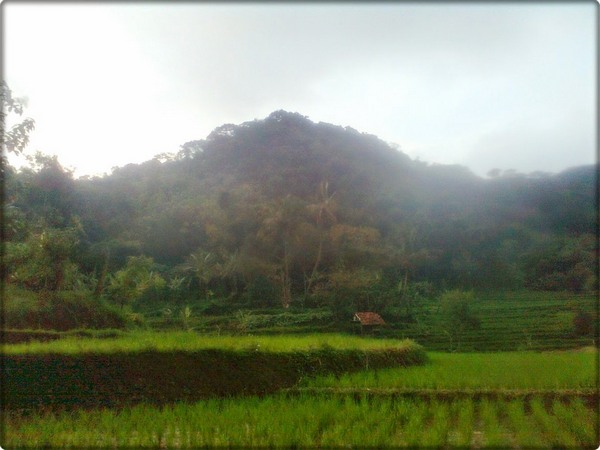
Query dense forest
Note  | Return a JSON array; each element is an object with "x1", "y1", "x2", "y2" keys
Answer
[{"x1": 3, "y1": 108, "x2": 597, "y2": 330}]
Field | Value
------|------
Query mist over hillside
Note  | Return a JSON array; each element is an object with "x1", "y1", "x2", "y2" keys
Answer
[{"x1": 5, "y1": 110, "x2": 597, "y2": 313}]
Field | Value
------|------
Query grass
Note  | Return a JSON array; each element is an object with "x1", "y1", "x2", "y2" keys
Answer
[
  {"x1": 301, "y1": 350, "x2": 597, "y2": 390},
  {"x1": 4, "y1": 395, "x2": 597, "y2": 448},
  {"x1": 1, "y1": 330, "x2": 417, "y2": 355}
]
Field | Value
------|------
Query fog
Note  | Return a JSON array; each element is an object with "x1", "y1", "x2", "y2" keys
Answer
[{"x1": 3, "y1": 2, "x2": 596, "y2": 177}]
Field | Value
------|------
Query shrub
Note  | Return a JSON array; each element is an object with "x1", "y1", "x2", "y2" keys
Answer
[
  {"x1": 573, "y1": 310, "x2": 594, "y2": 336},
  {"x1": 4, "y1": 288, "x2": 129, "y2": 331},
  {"x1": 3, "y1": 286, "x2": 40, "y2": 329},
  {"x1": 245, "y1": 275, "x2": 278, "y2": 308},
  {"x1": 438, "y1": 289, "x2": 480, "y2": 350},
  {"x1": 41, "y1": 292, "x2": 129, "y2": 330}
]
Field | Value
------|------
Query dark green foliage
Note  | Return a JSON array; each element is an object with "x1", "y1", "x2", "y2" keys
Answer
[
  {"x1": 245, "y1": 275, "x2": 278, "y2": 307},
  {"x1": 4, "y1": 289, "x2": 129, "y2": 331},
  {"x1": 2, "y1": 328, "x2": 124, "y2": 344},
  {"x1": 573, "y1": 310, "x2": 594, "y2": 337},
  {"x1": 522, "y1": 234, "x2": 596, "y2": 292},
  {"x1": 41, "y1": 292, "x2": 129, "y2": 330},
  {"x1": 2, "y1": 344, "x2": 426, "y2": 409},
  {"x1": 5, "y1": 226, "x2": 83, "y2": 291},
  {"x1": 1, "y1": 81, "x2": 36, "y2": 155},
  {"x1": 438, "y1": 290, "x2": 481, "y2": 350},
  {"x1": 107, "y1": 255, "x2": 166, "y2": 309}
]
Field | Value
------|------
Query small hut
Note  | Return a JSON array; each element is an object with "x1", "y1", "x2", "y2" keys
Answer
[{"x1": 353, "y1": 312, "x2": 386, "y2": 334}]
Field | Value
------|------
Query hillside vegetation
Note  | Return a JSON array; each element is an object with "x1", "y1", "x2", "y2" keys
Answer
[{"x1": 3, "y1": 110, "x2": 596, "y2": 334}]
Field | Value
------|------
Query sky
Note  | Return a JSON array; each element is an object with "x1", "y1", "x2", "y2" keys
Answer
[{"x1": 3, "y1": 2, "x2": 597, "y2": 178}]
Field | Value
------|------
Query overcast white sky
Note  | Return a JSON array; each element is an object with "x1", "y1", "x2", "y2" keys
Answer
[{"x1": 3, "y1": 2, "x2": 597, "y2": 178}]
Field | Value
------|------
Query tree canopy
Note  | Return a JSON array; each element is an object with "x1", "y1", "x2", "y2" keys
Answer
[{"x1": 4, "y1": 110, "x2": 597, "y2": 318}]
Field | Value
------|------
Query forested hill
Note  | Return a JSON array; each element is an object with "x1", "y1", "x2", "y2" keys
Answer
[{"x1": 5, "y1": 110, "x2": 597, "y2": 308}]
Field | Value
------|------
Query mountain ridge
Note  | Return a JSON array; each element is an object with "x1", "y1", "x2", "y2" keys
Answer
[{"x1": 5, "y1": 110, "x2": 596, "y2": 299}]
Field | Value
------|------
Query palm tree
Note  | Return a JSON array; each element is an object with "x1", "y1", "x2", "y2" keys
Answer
[
  {"x1": 308, "y1": 181, "x2": 337, "y2": 227},
  {"x1": 305, "y1": 181, "x2": 337, "y2": 295},
  {"x1": 257, "y1": 196, "x2": 304, "y2": 308},
  {"x1": 183, "y1": 249, "x2": 222, "y2": 300}
]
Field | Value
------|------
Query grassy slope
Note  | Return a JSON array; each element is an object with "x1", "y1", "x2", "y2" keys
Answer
[
  {"x1": 302, "y1": 350, "x2": 597, "y2": 390},
  {"x1": 394, "y1": 291, "x2": 597, "y2": 351},
  {"x1": 1, "y1": 331, "x2": 416, "y2": 354},
  {"x1": 141, "y1": 291, "x2": 597, "y2": 351},
  {"x1": 3, "y1": 290, "x2": 598, "y2": 447},
  {"x1": 4, "y1": 290, "x2": 596, "y2": 352}
]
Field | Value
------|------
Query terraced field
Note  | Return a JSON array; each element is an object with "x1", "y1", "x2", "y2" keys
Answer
[
  {"x1": 300, "y1": 350, "x2": 597, "y2": 390},
  {"x1": 3, "y1": 291, "x2": 597, "y2": 447},
  {"x1": 140, "y1": 291, "x2": 596, "y2": 351},
  {"x1": 3, "y1": 346, "x2": 597, "y2": 448},
  {"x1": 4, "y1": 395, "x2": 596, "y2": 448},
  {"x1": 395, "y1": 291, "x2": 597, "y2": 351}
]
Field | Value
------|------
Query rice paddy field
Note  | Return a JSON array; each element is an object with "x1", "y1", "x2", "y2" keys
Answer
[
  {"x1": 2, "y1": 291, "x2": 597, "y2": 448},
  {"x1": 4, "y1": 395, "x2": 597, "y2": 448},
  {"x1": 302, "y1": 350, "x2": 597, "y2": 391},
  {"x1": 396, "y1": 291, "x2": 597, "y2": 351},
  {"x1": 144, "y1": 291, "x2": 597, "y2": 351},
  {"x1": 3, "y1": 343, "x2": 598, "y2": 448},
  {"x1": 1, "y1": 331, "x2": 414, "y2": 355}
]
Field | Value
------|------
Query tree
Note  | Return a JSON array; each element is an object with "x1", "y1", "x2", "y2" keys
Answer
[
  {"x1": 181, "y1": 249, "x2": 223, "y2": 300},
  {"x1": 1, "y1": 81, "x2": 36, "y2": 156},
  {"x1": 573, "y1": 310, "x2": 593, "y2": 337},
  {"x1": 108, "y1": 256, "x2": 165, "y2": 309},
  {"x1": 438, "y1": 290, "x2": 480, "y2": 350},
  {"x1": 6, "y1": 225, "x2": 83, "y2": 291},
  {"x1": 257, "y1": 195, "x2": 307, "y2": 308},
  {"x1": 305, "y1": 181, "x2": 337, "y2": 295},
  {"x1": 15, "y1": 152, "x2": 76, "y2": 227},
  {"x1": 522, "y1": 234, "x2": 596, "y2": 292},
  {"x1": 327, "y1": 267, "x2": 382, "y2": 317}
]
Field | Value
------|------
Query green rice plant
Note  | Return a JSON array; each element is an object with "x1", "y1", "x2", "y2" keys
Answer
[
  {"x1": 304, "y1": 350, "x2": 596, "y2": 390},
  {"x1": 447, "y1": 398, "x2": 475, "y2": 447},
  {"x1": 505, "y1": 398, "x2": 546, "y2": 447},
  {"x1": 529, "y1": 397, "x2": 580, "y2": 447},
  {"x1": 388, "y1": 398, "x2": 413, "y2": 444},
  {"x1": 419, "y1": 400, "x2": 451, "y2": 447},
  {"x1": 2, "y1": 330, "x2": 418, "y2": 355},
  {"x1": 395, "y1": 290, "x2": 597, "y2": 351},
  {"x1": 478, "y1": 398, "x2": 510, "y2": 447},
  {"x1": 552, "y1": 398, "x2": 598, "y2": 446},
  {"x1": 4, "y1": 382, "x2": 597, "y2": 448},
  {"x1": 398, "y1": 399, "x2": 429, "y2": 447}
]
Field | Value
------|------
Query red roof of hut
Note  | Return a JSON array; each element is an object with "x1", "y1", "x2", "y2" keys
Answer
[{"x1": 354, "y1": 312, "x2": 386, "y2": 326}]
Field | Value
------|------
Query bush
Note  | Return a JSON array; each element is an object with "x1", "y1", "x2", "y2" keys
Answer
[
  {"x1": 573, "y1": 310, "x2": 594, "y2": 336},
  {"x1": 438, "y1": 289, "x2": 480, "y2": 350},
  {"x1": 3, "y1": 286, "x2": 39, "y2": 329},
  {"x1": 245, "y1": 275, "x2": 279, "y2": 308},
  {"x1": 4, "y1": 287, "x2": 129, "y2": 331},
  {"x1": 40, "y1": 292, "x2": 129, "y2": 330},
  {"x1": 197, "y1": 299, "x2": 244, "y2": 315},
  {"x1": 2, "y1": 328, "x2": 125, "y2": 344}
]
